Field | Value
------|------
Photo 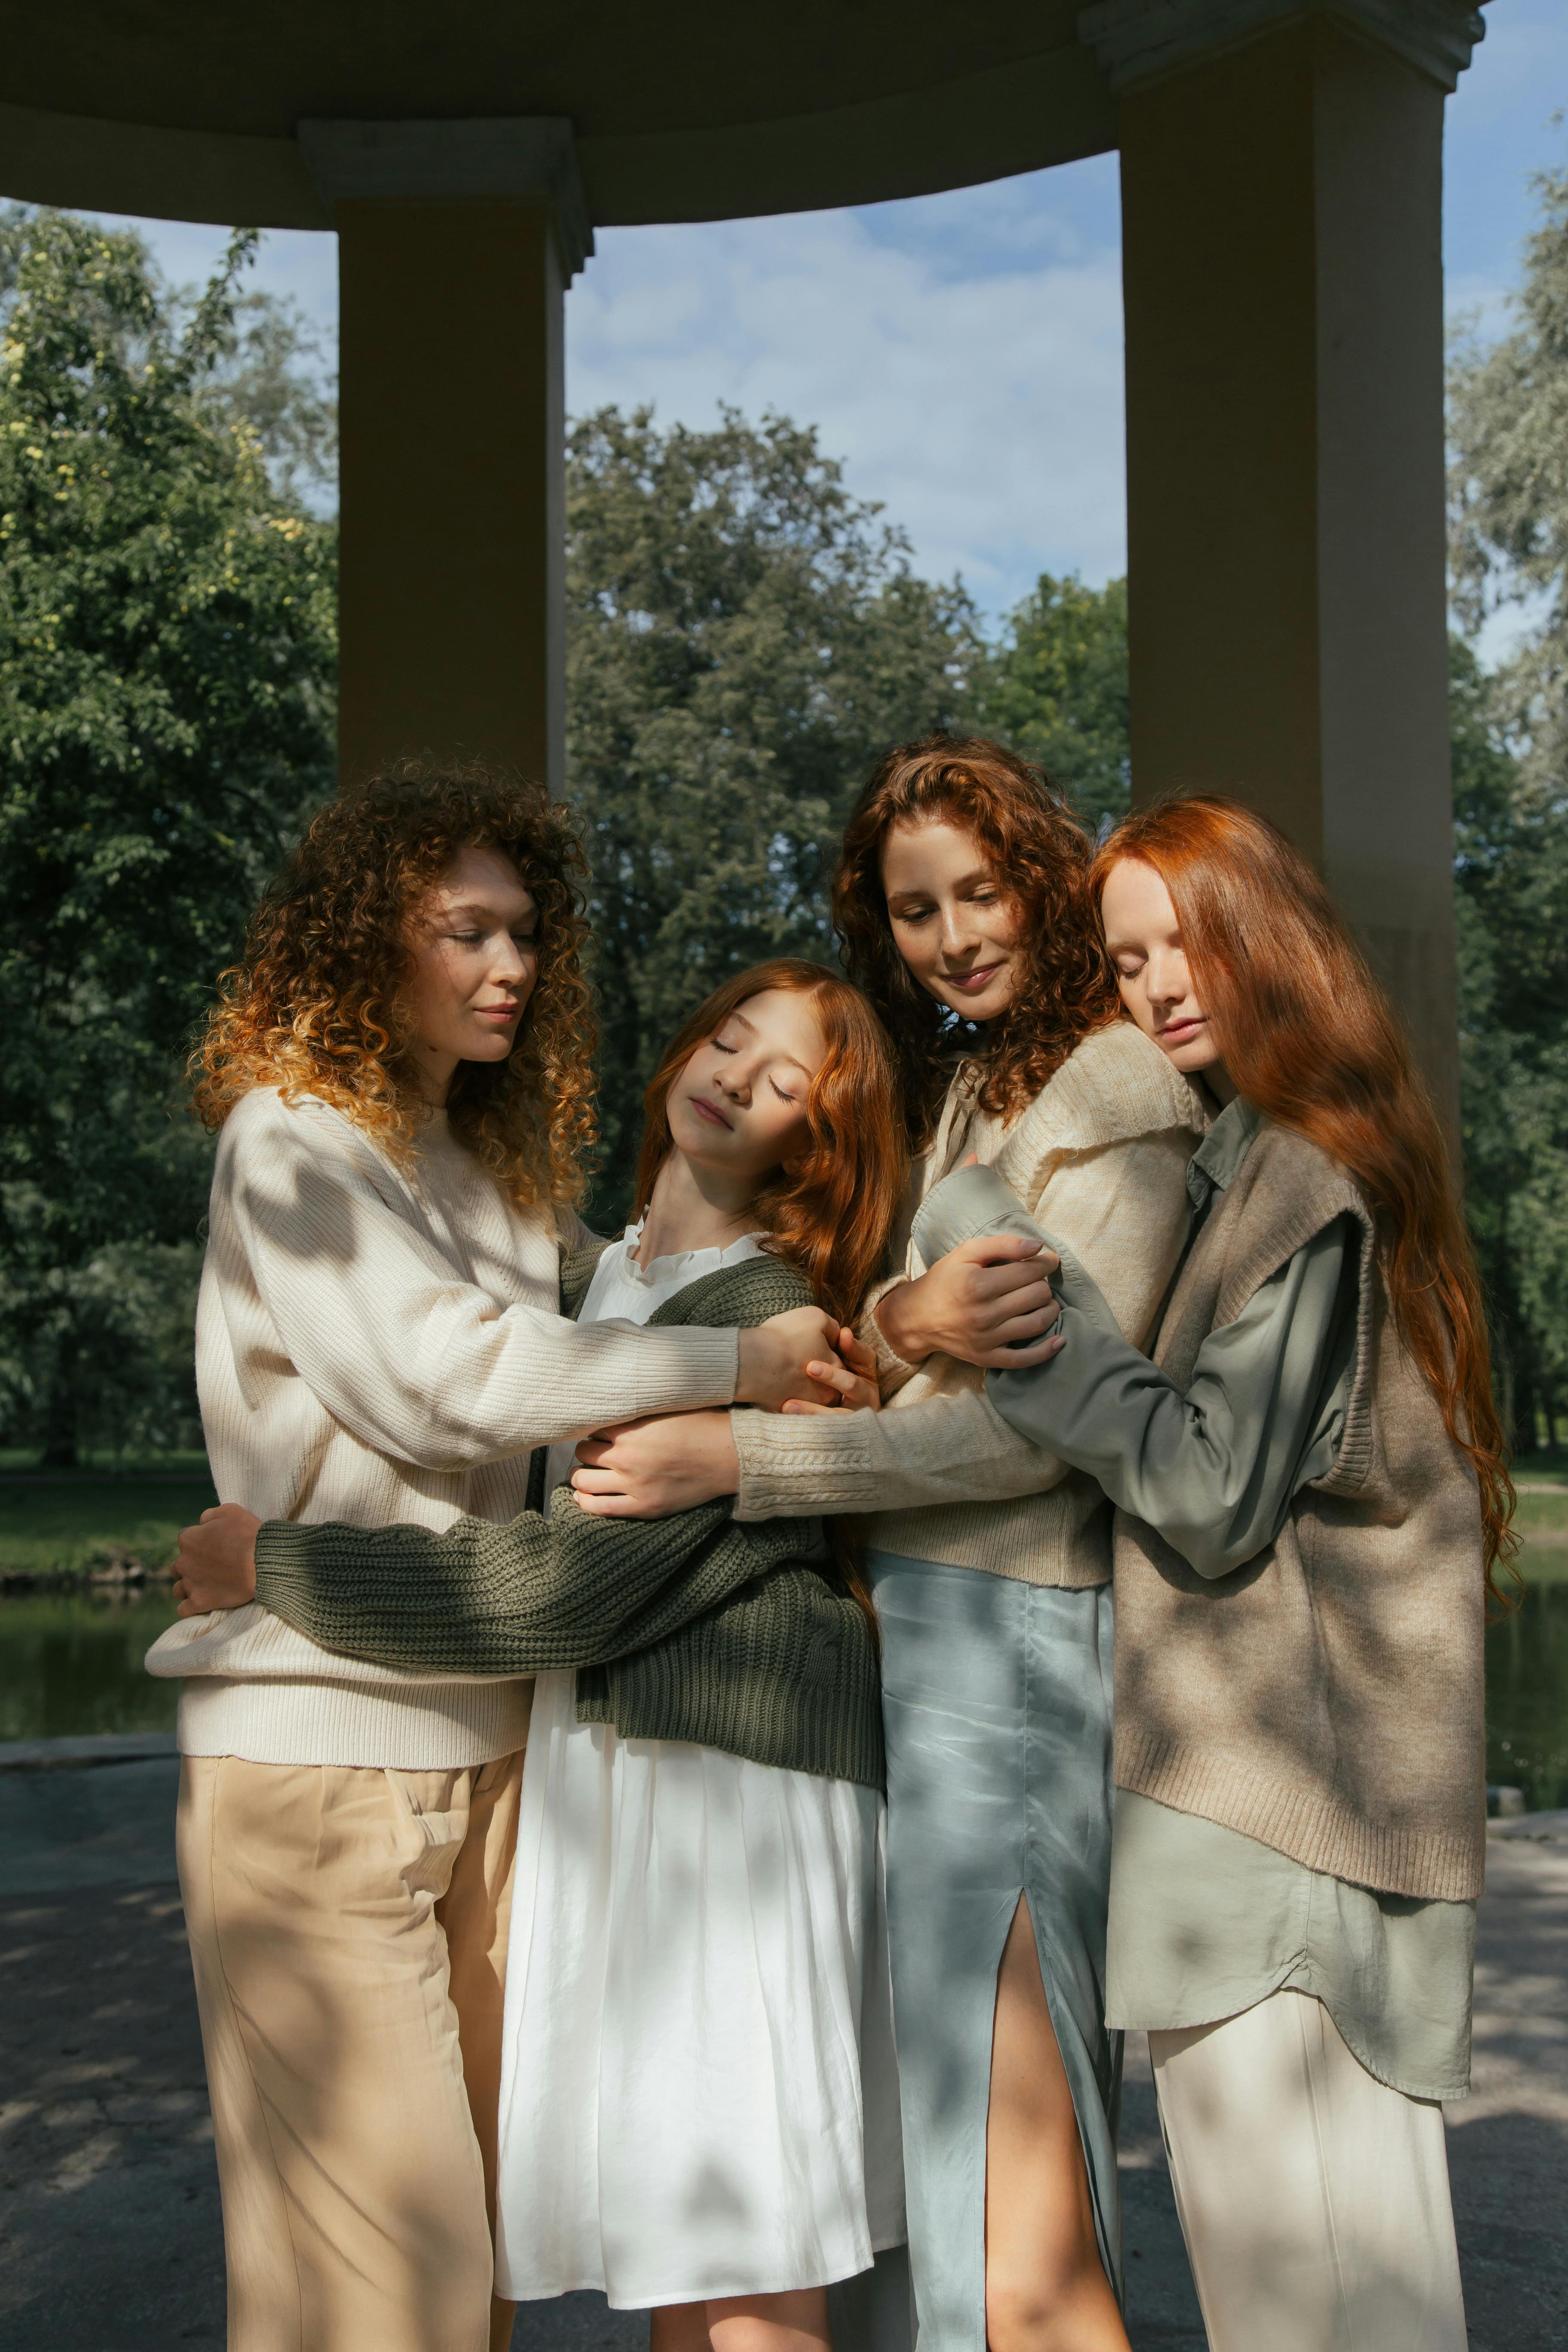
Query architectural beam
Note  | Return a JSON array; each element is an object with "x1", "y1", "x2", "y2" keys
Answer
[
  {"x1": 1101, "y1": 2, "x2": 1481, "y2": 1137},
  {"x1": 302, "y1": 120, "x2": 590, "y2": 792}
]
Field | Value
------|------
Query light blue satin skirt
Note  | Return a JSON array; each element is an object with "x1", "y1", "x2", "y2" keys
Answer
[{"x1": 869, "y1": 1553, "x2": 1123, "y2": 2350}]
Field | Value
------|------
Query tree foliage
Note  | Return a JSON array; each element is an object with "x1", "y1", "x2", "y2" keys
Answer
[
  {"x1": 973, "y1": 571, "x2": 1130, "y2": 835},
  {"x1": 566, "y1": 405, "x2": 981, "y2": 1217},
  {"x1": 1448, "y1": 159, "x2": 1568, "y2": 1451},
  {"x1": 0, "y1": 211, "x2": 336, "y2": 1460},
  {"x1": 1449, "y1": 161, "x2": 1568, "y2": 798},
  {"x1": 1452, "y1": 639, "x2": 1568, "y2": 1449}
]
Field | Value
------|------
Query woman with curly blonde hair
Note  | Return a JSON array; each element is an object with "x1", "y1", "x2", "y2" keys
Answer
[{"x1": 147, "y1": 766, "x2": 850, "y2": 2352}]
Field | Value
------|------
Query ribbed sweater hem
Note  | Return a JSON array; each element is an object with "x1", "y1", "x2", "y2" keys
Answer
[
  {"x1": 858, "y1": 1509, "x2": 1110, "y2": 1586},
  {"x1": 174, "y1": 1673, "x2": 534, "y2": 1770},
  {"x1": 1115, "y1": 1731, "x2": 1485, "y2": 1905},
  {"x1": 573, "y1": 1672, "x2": 883, "y2": 1790}
]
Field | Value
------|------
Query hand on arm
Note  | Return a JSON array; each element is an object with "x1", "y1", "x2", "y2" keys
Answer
[
  {"x1": 735, "y1": 1305, "x2": 878, "y2": 1411},
  {"x1": 570, "y1": 1409, "x2": 740, "y2": 1517},
  {"x1": 783, "y1": 1327, "x2": 881, "y2": 1417},
  {"x1": 875, "y1": 1236, "x2": 1064, "y2": 1371},
  {"x1": 572, "y1": 1320, "x2": 880, "y2": 1508},
  {"x1": 172, "y1": 1504, "x2": 262, "y2": 1616}
]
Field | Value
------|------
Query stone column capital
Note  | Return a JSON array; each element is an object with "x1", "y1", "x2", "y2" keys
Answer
[
  {"x1": 297, "y1": 117, "x2": 593, "y2": 279},
  {"x1": 1078, "y1": 0, "x2": 1485, "y2": 92}
]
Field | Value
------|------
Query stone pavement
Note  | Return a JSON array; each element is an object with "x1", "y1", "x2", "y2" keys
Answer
[{"x1": 0, "y1": 1744, "x2": 1562, "y2": 2351}]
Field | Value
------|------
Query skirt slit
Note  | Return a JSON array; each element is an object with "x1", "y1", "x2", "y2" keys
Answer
[{"x1": 869, "y1": 1553, "x2": 1123, "y2": 2352}]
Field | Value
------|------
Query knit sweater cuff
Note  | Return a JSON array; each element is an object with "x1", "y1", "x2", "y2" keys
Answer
[
  {"x1": 857, "y1": 1276, "x2": 923, "y2": 1397},
  {"x1": 732, "y1": 1408, "x2": 878, "y2": 1521},
  {"x1": 628, "y1": 1323, "x2": 740, "y2": 1414},
  {"x1": 254, "y1": 1519, "x2": 337, "y2": 1624}
]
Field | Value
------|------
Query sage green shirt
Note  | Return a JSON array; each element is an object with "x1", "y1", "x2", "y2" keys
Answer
[{"x1": 914, "y1": 1100, "x2": 1475, "y2": 2099}]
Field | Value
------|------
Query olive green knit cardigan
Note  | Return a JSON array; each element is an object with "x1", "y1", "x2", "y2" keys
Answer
[{"x1": 251, "y1": 1246, "x2": 884, "y2": 1788}]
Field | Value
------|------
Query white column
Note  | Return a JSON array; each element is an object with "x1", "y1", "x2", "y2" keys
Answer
[
  {"x1": 300, "y1": 119, "x2": 592, "y2": 793},
  {"x1": 1081, "y1": 0, "x2": 1484, "y2": 1137}
]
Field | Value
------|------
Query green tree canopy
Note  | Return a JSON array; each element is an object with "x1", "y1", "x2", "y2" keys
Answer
[
  {"x1": 973, "y1": 570, "x2": 1129, "y2": 834},
  {"x1": 1452, "y1": 638, "x2": 1568, "y2": 1449},
  {"x1": 566, "y1": 404, "x2": 981, "y2": 1216},
  {"x1": 0, "y1": 211, "x2": 336, "y2": 1461},
  {"x1": 1447, "y1": 157, "x2": 1568, "y2": 1450},
  {"x1": 1449, "y1": 160, "x2": 1568, "y2": 796}
]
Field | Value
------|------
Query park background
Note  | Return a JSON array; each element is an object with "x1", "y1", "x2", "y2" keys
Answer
[{"x1": 0, "y1": 1, "x2": 1565, "y2": 1807}]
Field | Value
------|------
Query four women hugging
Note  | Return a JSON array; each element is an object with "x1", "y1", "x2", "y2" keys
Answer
[{"x1": 157, "y1": 733, "x2": 1507, "y2": 2352}]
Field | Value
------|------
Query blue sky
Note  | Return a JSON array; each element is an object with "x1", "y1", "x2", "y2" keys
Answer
[{"x1": 64, "y1": 0, "x2": 1568, "y2": 644}]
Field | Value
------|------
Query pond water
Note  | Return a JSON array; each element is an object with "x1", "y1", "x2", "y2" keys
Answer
[
  {"x1": 0, "y1": 1586, "x2": 181, "y2": 1744},
  {"x1": 2, "y1": 1571, "x2": 1566, "y2": 1812}
]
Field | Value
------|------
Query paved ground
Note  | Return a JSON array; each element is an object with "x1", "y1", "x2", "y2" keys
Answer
[{"x1": 0, "y1": 1749, "x2": 1562, "y2": 2351}]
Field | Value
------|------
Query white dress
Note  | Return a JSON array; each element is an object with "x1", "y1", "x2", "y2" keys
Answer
[{"x1": 494, "y1": 1226, "x2": 906, "y2": 2311}]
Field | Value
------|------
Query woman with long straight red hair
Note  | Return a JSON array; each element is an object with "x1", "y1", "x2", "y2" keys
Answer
[{"x1": 916, "y1": 796, "x2": 1508, "y2": 2352}]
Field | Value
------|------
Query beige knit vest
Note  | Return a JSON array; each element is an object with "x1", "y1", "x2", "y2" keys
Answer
[{"x1": 1112, "y1": 1123, "x2": 1487, "y2": 1903}]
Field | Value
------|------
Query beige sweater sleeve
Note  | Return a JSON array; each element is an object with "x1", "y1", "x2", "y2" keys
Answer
[
  {"x1": 229, "y1": 1102, "x2": 738, "y2": 1472},
  {"x1": 732, "y1": 1128, "x2": 1194, "y2": 1520}
]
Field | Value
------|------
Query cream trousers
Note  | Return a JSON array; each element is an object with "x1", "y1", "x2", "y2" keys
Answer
[
  {"x1": 1150, "y1": 1988, "x2": 1467, "y2": 2352},
  {"x1": 177, "y1": 1751, "x2": 523, "y2": 2352}
]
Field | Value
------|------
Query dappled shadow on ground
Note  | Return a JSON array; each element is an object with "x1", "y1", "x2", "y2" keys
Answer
[
  {"x1": 1118, "y1": 2036, "x2": 1206, "y2": 2350},
  {"x1": 1447, "y1": 1837, "x2": 1568, "y2": 2352},
  {"x1": 0, "y1": 1879, "x2": 222, "y2": 2351},
  {"x1": 2, "y1": 1840, "x2": 1564, "y2": 2352}
]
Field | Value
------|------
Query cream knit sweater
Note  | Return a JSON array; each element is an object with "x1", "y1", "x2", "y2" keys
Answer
[
  {"x1": 732, "y1": 1021, "x2": 1210, "y2": 1586},
  {"x1": 144, "y1": 1089, "x2": 739, "y2": 1769}
]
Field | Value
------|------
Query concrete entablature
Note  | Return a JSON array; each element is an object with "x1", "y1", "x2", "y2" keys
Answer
[{"x1": 0, "y1": 0, "x2": 1492, "y2": 1133}]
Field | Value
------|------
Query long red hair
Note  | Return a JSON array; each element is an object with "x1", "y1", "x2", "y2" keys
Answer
[
  {"x1": 833, "y1": 735, "x2": 1120, "y2": 1145},
  {"x1": 633, "y1": 959, "x2": 906, "y2": 1330},
  {"x1": 1094, "y1": 797, "x2": 1516, "y2": 1599}
]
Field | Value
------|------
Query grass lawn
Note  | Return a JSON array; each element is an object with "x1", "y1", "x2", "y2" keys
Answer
[{"x1": 0, "y1": 1472, "x2": 217, "y2": 1580}]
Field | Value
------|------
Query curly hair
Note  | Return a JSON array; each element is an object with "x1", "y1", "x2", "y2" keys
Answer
[
  {"x1": 832, "y1": 735, "x2": 1121, "y2": 1144},
  {"x1": 191, "y1": 763, "x2": 597, "y2": 1209},
  {"x1": 631, "y1": 959, "x2": 907, "y2": 1330}
]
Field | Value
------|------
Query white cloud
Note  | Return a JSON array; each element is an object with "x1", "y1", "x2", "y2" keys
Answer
[{"x1": 568, "y1": 199, "x2": 1127, "y2": 624}]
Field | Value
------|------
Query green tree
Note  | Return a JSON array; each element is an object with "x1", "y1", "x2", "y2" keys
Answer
[
  {"x1": 1449, "y1": 160, "x2": 1568, "y2": 799},
  {"x1": 1451, "y1": 639, "x2": 1568, "y2": 1451},
  {"x1": 566, "y1": 405, "x2": 982, "y2": 1217},
  {"x1": 0, "y1": 211, "x2": 336, "y2": 1462},
  {"x1": 974, "y1": 571, "x2": 1130, "y2": 833},
  {"x1": 1448, "y1": 157, "x2": 1568, "y2": 1452}
]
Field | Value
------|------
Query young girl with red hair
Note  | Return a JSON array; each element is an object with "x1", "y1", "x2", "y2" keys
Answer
[
  {"x1": 572, "y1": 739, "x2": 1214, "y2": 2352},
  {"x1": 917, "y1": 797, "x2": 1507, "y2": 2352},
  {"x1": 175, "y1": 960, "x2": 911, "y2": 2352}
]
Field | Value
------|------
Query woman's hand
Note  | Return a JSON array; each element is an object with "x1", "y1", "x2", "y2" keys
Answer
[
  {"x1": 782, "y1": 1328, "x2": 882, "y2": 1416},
  {"x1": 736, "y1": 1305, "x2": 857, "y2": 1411},
  {"x1": 570, "y1": 1410, "x2": 739, "y2": 1517},
  {"x1": 171, "y1": 1504, "x2": 262, "y2": 1615},
  {"x1": 877, "y1": 1237, "x2": 1063, "y2": 1371}
]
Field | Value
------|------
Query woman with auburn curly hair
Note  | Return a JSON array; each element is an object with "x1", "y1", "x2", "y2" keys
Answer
[
  {"x1": 571, "y1": 738, "x2": 1211, "y2": 2351},
  {"x1": 147, "y1": 769, "x2": 852, "y2": 2352}
]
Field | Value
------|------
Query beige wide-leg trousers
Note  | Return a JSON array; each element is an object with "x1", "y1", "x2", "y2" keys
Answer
[
  {"x1": 178, "y1": 1752, "x2": 524, "y2": 2352},
  {"x1": 1149, "y1": 1988, "x2": 1467, "y2": 2352}
]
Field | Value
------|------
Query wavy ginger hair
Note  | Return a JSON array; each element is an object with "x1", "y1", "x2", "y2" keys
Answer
[
  {"x1": 1093, "y1": 796, "x2": 1516, "y2": 1599},
  {"x1": 833, "y1": 735, "x2": 1121, "y2": 1145},
  {"x1": 633, "y1": 960, "x2": 906, "y2": 1329},
  {"x1": 191, "y1": 766, "x2": 597, "y2": 1208}
]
